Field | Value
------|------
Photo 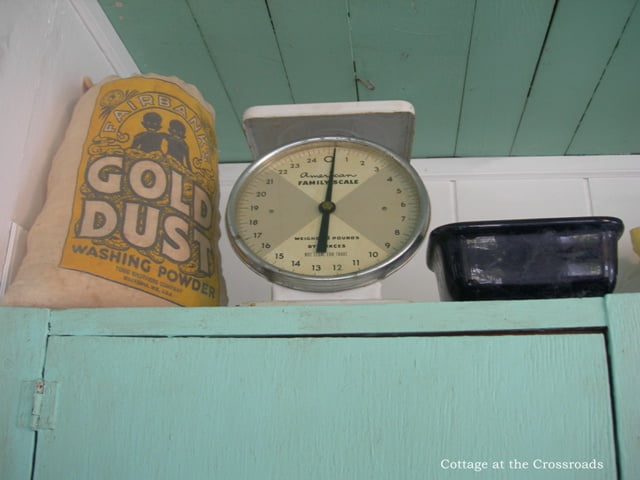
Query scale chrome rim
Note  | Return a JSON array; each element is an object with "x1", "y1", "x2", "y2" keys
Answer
[{"x1": 226, "y1": 136, "x2": 430, "y2": 292}]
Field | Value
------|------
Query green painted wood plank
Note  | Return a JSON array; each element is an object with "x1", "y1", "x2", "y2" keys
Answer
[
  {"x1": 456, "y1": 0, "x2": 554, "y2": 156},
  {"x1": 188, "y1": 0, "x2": 293, "y2": 113},
  {"x1": 348, "y1": 0, "x2": 475, "y2": 157},
  {"x1": 36, "y1": 333, "x2": 615, "y2": 479},
  {"x1": 568, "y1": 2, "x2": 640, "y2": 155},
  {"x1": 48, "y1": 296, "x2": 606, "y2": 337},
  {"x1": 98, "y1": 0, "x2": 250, "y2": 162},
  {"x1": 0, "y1": 308, "x2": 50, "y2": 480},
  {"x1": 266, "y1": 0, "x2": 356, "y2": 103},
  {"x1": 605, "y1": 293, "x2": 640, "y2": 480},
  {"x1": 512, "y1": 0, "x2": 637, "y2": 156}
]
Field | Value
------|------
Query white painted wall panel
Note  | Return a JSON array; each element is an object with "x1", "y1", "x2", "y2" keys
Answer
[
  {"x1": 0, "y1": 1, "x2": 53, "y2": 287},
  {"x1": 455, "y1": 178, "x2": 590, "y2": 221},
  {"x1": 0, "y1": 0, "x2": 137, "y2": 294},
  {"x1": 217, "y1": 163, "x2": 273, "y2": 304}
]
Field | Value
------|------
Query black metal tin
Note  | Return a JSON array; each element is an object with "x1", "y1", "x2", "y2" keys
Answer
[{"x1": 426, "y1": 216, "x2": 624, "y2": 301}]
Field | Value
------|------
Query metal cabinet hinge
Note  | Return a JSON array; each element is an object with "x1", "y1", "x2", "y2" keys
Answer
[{"x1": 18, "y1": 379, "x2": 58, "y2": 431}]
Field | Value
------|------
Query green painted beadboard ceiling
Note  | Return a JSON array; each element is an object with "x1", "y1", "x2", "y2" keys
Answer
[{"x1": 98, "y1": 0, "x2": 640, "y2": 162}]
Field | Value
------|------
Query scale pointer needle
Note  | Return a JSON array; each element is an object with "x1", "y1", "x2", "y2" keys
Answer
[{"x1": 316, "y1": 147, "x2": 337, "y2": 253}]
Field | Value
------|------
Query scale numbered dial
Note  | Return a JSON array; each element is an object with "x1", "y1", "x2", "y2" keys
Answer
[{"x1": 226, "y1": 137, "x2": 430, "y2": 292}]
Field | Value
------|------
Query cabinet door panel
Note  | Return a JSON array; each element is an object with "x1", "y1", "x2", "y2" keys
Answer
[
  {"x1": 35, "y1": 334, "x2": 615, "y2": 479},
  {"x1": 0, "y1": 308, "x2": 49, "y2": 480}
]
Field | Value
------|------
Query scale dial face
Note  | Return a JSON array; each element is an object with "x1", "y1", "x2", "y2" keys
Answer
[{"x1": 226, "y1": 137, "x2": 430, "y2": 292}]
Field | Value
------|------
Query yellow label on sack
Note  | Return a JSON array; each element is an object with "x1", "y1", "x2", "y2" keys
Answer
[{"x1": 60, "y1": 77, "x2": 224, "y2": 306}]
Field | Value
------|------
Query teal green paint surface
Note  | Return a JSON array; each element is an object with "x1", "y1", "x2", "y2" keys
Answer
[
  {"x1": 606, "y1": 294, "x2": 640, "y2": 480},
  {"x1": 48, "y1": 296, "x2": 607, "y2": 337},
  {"x1": 98, "y1": 0, "x2": 250, "y2": 162},
  {"x1": 568, "y1": 2, "x2": 640, "y2": 155},
  {"x1": 4, "y1": 294, "x2": 640, "y2": 478},
  {"x1": 187, "y1": 0, "x2": 293, "y2": 113},
  {"x1": 0, "y1": 308, "x2": 49, "y2": 480},
  {"x1": 98, "y1": 1, "x2": 640, "y2": 159},
  {"x1": 267, "y1": 0, "x2": 356, "y2": 103},
  {"x1": 349, "y1": 0, "x2": 475, "y2": 157},
  {"x1": 456, "y1": 0, "x2": 554, "y2": 156},
  {"x1": 37, "y1": 334, "x2": 614, "y2": 479},
  {"x1": 512, "y1": 0, "x2": 636, "y2": 155}
]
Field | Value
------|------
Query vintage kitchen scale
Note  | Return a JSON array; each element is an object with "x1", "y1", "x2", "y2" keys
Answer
[{"x1": 226, "y1": 101, "x2": 430, "y2": 302}]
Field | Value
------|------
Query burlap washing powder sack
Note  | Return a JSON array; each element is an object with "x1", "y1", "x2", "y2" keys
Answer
[{"x1": 2, "y1": 74, "x2": 227, "y2": 307}]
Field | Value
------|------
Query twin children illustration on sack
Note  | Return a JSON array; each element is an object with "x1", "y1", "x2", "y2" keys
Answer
[{"x1": 131, "y1": 112, "x2": 191, "y2": 170}]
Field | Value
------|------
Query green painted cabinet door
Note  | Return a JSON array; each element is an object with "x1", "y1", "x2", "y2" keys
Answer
[
  {"x1": 0, "y1": 309, "x2": 49, "y2": 480},
  {"x1": 34, "y1": 332, "x2": 616, "y2": 479}
]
